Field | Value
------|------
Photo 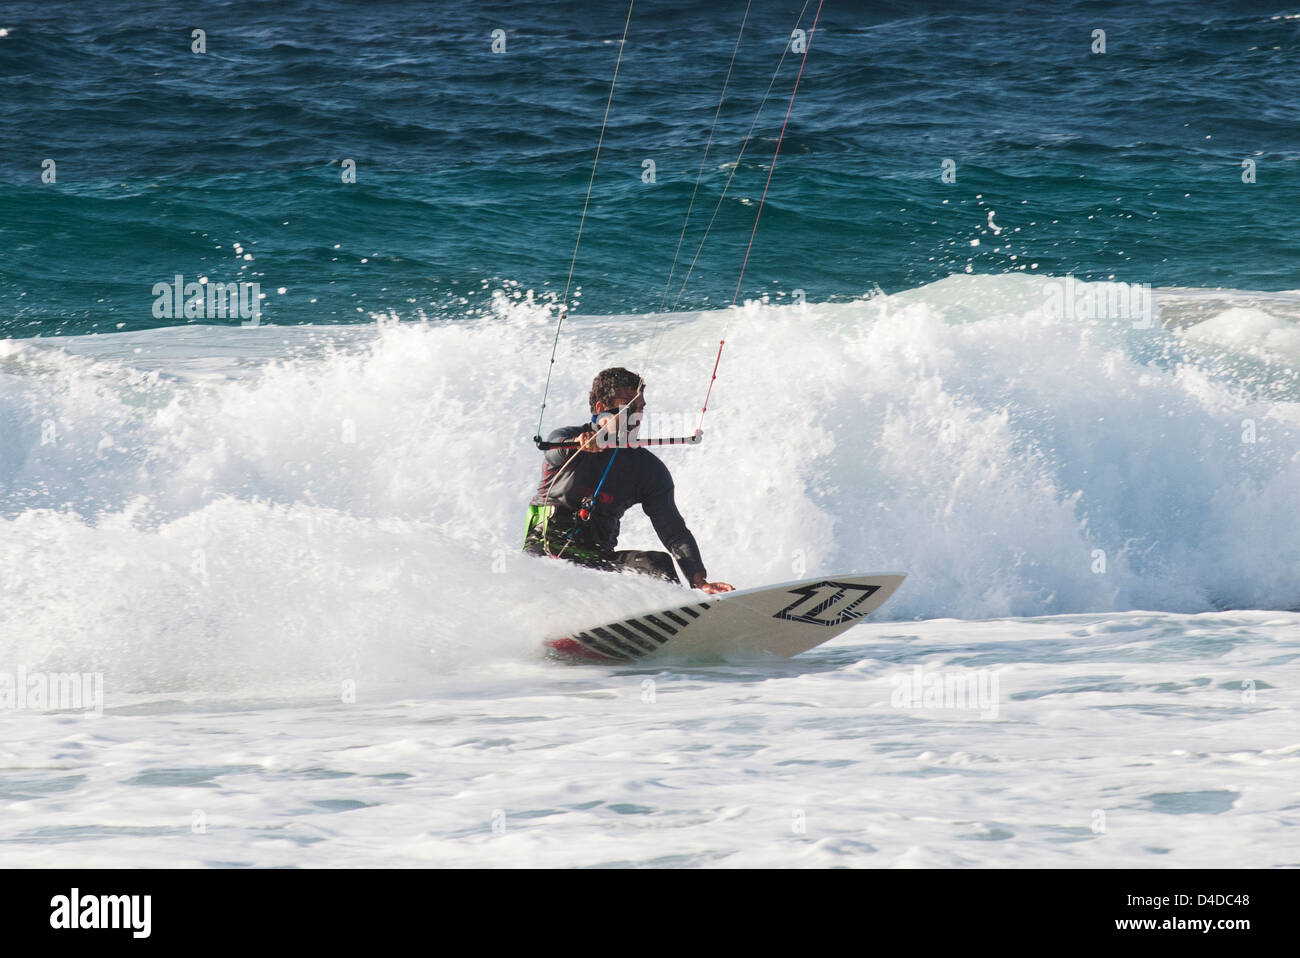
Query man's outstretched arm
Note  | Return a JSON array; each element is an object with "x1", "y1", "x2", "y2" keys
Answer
[{"x1": 641, "y1": 467, "x2": 733, "y2": 594}]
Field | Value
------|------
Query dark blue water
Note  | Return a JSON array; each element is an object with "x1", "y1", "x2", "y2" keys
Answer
[{"x1": 1, "y1": 0, "x2": 1297, "y2": 336}]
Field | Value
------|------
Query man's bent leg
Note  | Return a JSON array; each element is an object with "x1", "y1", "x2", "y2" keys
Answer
[
  {"x1": 524, "y1": 527, "x2": 679, "y2": 584},
  {"x1": 611, "y1": 550, "x2": 681, "y2": 585}
]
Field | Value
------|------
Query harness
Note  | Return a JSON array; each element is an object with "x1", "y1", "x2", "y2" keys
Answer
[{"x1": 524, "y1": 443, "x2": 620, "y2": 561}]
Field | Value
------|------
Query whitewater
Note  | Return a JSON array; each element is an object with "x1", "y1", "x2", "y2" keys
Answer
[{"x1": 2, "y1": 274, "x2": 1298, "y2": 867}]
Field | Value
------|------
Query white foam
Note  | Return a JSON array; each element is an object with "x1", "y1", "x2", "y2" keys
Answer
[
  {"x1": 3, "y1": 278, "x2": 1299, "y2": 867},
  {"x1": 2, "y1": 275, "x2": 1299, "y2": 690}
]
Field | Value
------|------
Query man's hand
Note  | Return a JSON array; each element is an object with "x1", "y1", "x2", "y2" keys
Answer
[
  {"x1": 573, "y1": 427, "x2": 601, "y2": 453},
  {"x1": 690, "y1": 572, "x2": 734, "y2": 594}
]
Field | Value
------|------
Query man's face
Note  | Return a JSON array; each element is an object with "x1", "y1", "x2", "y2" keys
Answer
[{"x1": 599, "y1": 386, "x2": 646, "y2": 437}]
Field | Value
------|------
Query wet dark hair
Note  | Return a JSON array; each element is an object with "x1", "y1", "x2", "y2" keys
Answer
[{"x1": 589, "y1": 367, "x2": 644, "y2": 413}]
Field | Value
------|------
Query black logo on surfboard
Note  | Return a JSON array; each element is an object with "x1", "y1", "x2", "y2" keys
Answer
[{"x1": 773, "y1": 581, "x2": 881, "y2": 627}]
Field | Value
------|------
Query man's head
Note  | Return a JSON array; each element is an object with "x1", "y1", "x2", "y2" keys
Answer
[
  {"x1": 589, "y1": 367, "x2": 645, "y2": 415},
  {"x1": 589, "y1": 367, "x2": 646, "y2": 441}
]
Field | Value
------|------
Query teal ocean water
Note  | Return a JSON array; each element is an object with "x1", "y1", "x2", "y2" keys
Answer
[{"x1": 1, "y1": 0, "x2": 1297, "y2": 336}]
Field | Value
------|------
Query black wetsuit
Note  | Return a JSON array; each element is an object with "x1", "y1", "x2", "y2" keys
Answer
[{"x1": 523, "y1": 424, "x2": 707, "y2": 585}]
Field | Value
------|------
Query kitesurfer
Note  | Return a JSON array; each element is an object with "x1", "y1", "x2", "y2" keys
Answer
[{"x1": 524, "y1": 367, "x2": 734, "y2": 595}]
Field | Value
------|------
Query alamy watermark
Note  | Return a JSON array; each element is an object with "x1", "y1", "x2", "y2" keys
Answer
[
  {"x1": 890, "y1": 666, "x2": 1000, "y2": 719},
  {"x1": 592, "y1": 408, "x2": 701, "y2": 448},
  {"x1": 50, "y1": 888, "x2": 150, "y2": 938},
  {"x1": 152, "y1": 274, "x2": 262, "y2": 324},
  {"x1": 1, "y1": 667, "x2": 104, "y2": 714},
  {"x1": 1043, "y1": 273, "x2": 1155, "y2": 329}
]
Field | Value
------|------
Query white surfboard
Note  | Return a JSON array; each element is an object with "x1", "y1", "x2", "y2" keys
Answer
[{"x1": 544, "y1": 573, "x2": 906, "y2": 663}]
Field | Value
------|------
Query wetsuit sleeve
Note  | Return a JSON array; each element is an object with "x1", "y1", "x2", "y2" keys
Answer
[
  {"x1": 543, "y1": 426, "x2": 590, "y2": 468},
  {"x1": 639, "y1": 454, "x2": 707, "y2": 584}
]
